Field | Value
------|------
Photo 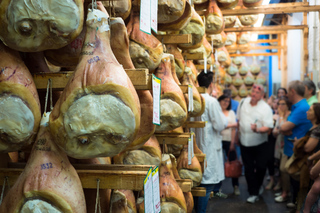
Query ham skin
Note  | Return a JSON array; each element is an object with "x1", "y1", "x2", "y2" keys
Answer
[
  {"x1": 49, "y1": 8, "x2": 140, "y2": 159},
  {"x1": 0, "y1": 113, "x2": 86, "y2": 213},
  {"x1": 205, "y1": 0, "x2": 225, "y2": 34},
  {"x1": 0, "y1": 42, "x2": 41, "y2": 152}
]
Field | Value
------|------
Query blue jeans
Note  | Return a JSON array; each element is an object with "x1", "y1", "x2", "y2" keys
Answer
[{"x1": 193, "y1": 184, "x2": 214, "y2": 213}]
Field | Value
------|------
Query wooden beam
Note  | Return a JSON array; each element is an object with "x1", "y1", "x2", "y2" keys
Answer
[
  {"x1": 195, "y1": 64, "x2": 211, "y2": 70},
  {"x1": 156, "y1": 133, "x2": 191, "y2": 145},
  {"x1": 182, "y1": 121, "x2": 206, "y2": 128},
  {"x1": 281, "y1": 32, "x2": 288, "y2": 87},
  {"x1": 182, "y1": 52, "x2": 204, "y2": 60},
  {"x1": 229, "y1": 52, "x2": 279, "y2": 57},
  {"x1": 176, "y1": 179, "x2": 193, "y2": 192},
  {"x1": 191, "y1": 187, "x2": 206, "y2": 197},
  {"x1": 0, "y1": 168, "x2": 148, "y2": 190},
  {"x1": 226, "y1": 45, "x2": 284, "y2": 51},
  {"x1": 224, "y1": 25, "x2": 308, "y2": 33},
  {"x1": 33, "y1": 69, "x2": 150, "y2": 90},
  {"x1": 196, "y1": 2, "x2": 320, "y2": 16},
  {"x1": 250, "y1": 39, "x2": 280, "y2": 44},
  {"x1": 302, "y1": 12, "x2": 309, "y2": 79},
  {"x1": 156, "y1": 34, "x2": 192, "y2": 44},
  {"x1": 196, "y1": 87, "x2": 206, "y2": 93},
  {"x1": 179, "y1": 85, "x2": 188, "y2": 93}
]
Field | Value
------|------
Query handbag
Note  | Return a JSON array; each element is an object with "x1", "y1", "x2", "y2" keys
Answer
[{"x1": 224, "y1": 150, "x2": 242, "y2": 178}]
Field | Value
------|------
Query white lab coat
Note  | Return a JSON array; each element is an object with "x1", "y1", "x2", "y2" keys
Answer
[{"x1": 193, "y1": 93, "x2": 227, "y2": 184}]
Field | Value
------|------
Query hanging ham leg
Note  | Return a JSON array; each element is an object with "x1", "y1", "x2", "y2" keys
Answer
[
  {"x1": 110, "y1": 189, "x2": 137, "y2": 213},
  {"x1": 205, "y1": 0, "x2": 225, "y2": 34},
  {"x1": 0, "y1": 42, "x2": 41, "y2": 152},
  {"x1": 109, "y1": 15, "x2": 155, "y2": 150},
  {"x1": 160, "y1": 154, "x2": 187, "y2": 213},
  {"x1": 0, "y1": 113, "x2": 86, "y2": 212},
  {"x1": 49, "y1": 8, "x2": 140, "y2": 159},
  {"x1": 154, "y1": 54, "x2": 187, "y2": 132}
]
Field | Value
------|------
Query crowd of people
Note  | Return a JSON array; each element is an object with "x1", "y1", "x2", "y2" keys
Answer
[{"x1": 193, "y1": 70, "x2": 320, "y2": 213}]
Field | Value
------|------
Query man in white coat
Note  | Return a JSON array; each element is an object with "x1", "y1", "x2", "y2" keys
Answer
[{"x1": 193, "y1": 71, "x2": 227, "y2": 213}]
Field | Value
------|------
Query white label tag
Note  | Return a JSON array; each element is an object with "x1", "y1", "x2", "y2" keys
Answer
[
  {"x1": 144, "y1": 167, "x2": 153, "y2": 213},
  {"x1": 140, "y1": 0, "x2": 151, "y2": 34},
  {"x1": 188, "y1": 84, "x2": 193, "y2": 112},
  {"x1": 152, "y1": 167, "x2": 161, "y2": 213},
  {"x1": 210, "y1": 64, "x2": 213, "y2": 72},
  {"x1": 151, "y1": 0, "x2": 158, "y2": 33},
  {"x1": 204, "y1": 56, "x2": 207, "y2": 74},
  {"x1": 188, "y1": 138, "x2": 192, "y2": 165},
  {"x1": 191, "y1": 132, "x2": 194, "y2": 158},
  {"x1": 152, "y1": 74, "x2": 161, "y2": 125}
]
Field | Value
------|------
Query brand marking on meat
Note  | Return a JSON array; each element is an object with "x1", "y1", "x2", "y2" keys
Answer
[
  {"x1": 87, "y1": 56, "x2": 100, "y2": 64},
  {"x1": 41, "y1": 162, "x2": 53, "y2": 170}
]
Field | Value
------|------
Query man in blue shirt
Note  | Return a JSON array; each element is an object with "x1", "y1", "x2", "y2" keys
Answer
[{"x1": 280, "y1": 80, "x2": 312, "y2": 210}]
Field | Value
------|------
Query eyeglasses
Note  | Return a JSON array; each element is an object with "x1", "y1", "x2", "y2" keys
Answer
[
  {"x1": 277, "y1": 103, "x2": 286, "y2": 106},
  {"x1": 252, "y1": 85, "x2": 262, "y2": 91}
]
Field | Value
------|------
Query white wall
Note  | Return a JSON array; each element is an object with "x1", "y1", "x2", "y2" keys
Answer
[{"x1": 286, "y1": 13, "x2": 303, "y2": 82}]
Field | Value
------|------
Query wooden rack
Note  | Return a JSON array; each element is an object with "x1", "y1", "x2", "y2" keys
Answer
[
  {"x1": 156, "y1": 34, "x2": 192, "y2": 44},
  {"x1": 156, "y1": 133, "x2": 191, "y2": 145},
  {"x1": 183, "y1": 121, "x2": 206, "y2": 128}
]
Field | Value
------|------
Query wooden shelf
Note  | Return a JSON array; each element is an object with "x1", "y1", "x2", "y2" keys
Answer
[
  {"x1": 195, "y1": 153, "x2": 206, "y2": 173},
  {"x1": 191, "y1": 187, "x2": 206, "y2": 197},
  {"x1": 156, "y1": 34, "x2": 192, "y2": 44},
  {"x1": 195, "y1": 64, "x2": 211, "y2": 70},
  {"x1": 176, "y1": 179, "x2": 193, "y2": 192},
  {"x1": 229, "y1": 52, "x2": 279, "y2": 57},
  {"x1": 226, "y1": 45, "x2": 284, "y2": 52},
  {"x1": 224, "y1": 25, "x2": 307, "y2": 33},
  {"x1": 0, "y1": 168, "x2": 149, "y2": 191},
  {"x1": 197, "y1": 2, "x2": 320, "y2": 16},
  {"x1": 182, "y1": 52, "x2": 204, "y2": 60},
  {"x1": 33, "y1": 69, "x2": 150, "y2": 90},
  {"x1": 156, "y1": 133, "x2": 191, "y2": 145},
  {"x1": 183, "y1": 121, "x2": 206, "y2": 128},
  {"x1": 197, "y1": 87, "x2": 206, "y2": 93}
]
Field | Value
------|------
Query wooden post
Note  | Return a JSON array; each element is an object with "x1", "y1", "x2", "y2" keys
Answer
[
  {"x1": 278, "y1": 34, "x2": 281, "y2": 70},
  {"x1": 302, "y1": 12, "x2": 309, "y2": 80}
]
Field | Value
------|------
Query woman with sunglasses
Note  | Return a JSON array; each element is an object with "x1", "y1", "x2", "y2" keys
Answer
[{"x1": 273, "y1": 97, "x2": 292, "y2": 203}]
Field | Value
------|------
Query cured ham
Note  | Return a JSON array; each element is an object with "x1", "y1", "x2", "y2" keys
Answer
[
  {"x1": 154, "y1": 54, "x2": 187, "y2": 132},
  {"x1": 158, "y1": 0, "x2": 186, "y2": 24},
  {"x1": 207, "y1": 31, "x2": 227, "y2": 49},
  {"x1": 0, "y1": 42, "x2": 41, "y2": 152},
  {"x1": 239, "y1": 14, "x2": 259, "y2": 26},
  {"x1": 243, "y1": 0, "x2": 263, "y2": 7},
  {"x1": 224, "y1": 16, "x2": 237, "y2": 28},
  {"x1": 217, "y1": 0, "x2": 238, "y2": 9},
  {"x1": 204, "y1": 0, "x2": 225, "y2": 34},
  {"x1": 49, "y1": 7, "x2": 140, "y2": 159},
  {"x1": 244, "y1": 71, "x2": 255, "y2": 86},
  {"x1": 127, "y1": 12, "x2": 163, "y2": 71},
  {"x1": 176, "y1": 145, "x2": 202, "y2": 186},
  {"x1": 0, "y1": 0, "x2": 84, "y2": 52},
  {"x1": 160, "y1": 154, "x2": 187, "y2": 213},
  {"x1": 217, "y1": 47, "x2": 231, "y2": 67},
  {"x1": 239, "y1": 61, "x2": 249, "y2": 75},
  {"x1": 232, "y1": 72, "x2": 244, "y2": 87},
  {"x1": 109, "y1": 15, "x2": 155, "y2": 150},
  {"x1": 0, "y1": 113, "x2": 86, "y2": 212},
  {"x1": 110, "y1": 189, "x2": 137, "y2": 213},
  {"x1": 114, "y1": 135, "x2": 162, "y2": 166},
  {"x1": 225, "y1": 32, "x2": 237, "y2": 46},
  {"x1": 166, "y1": 44, "x2": 186, "y2": 80},
  {"x1": 103, "y1": 0, "x2": 132, "y2": 20},
  {"x1": 239, "y1": 84, "x2": 248, "y2": 97}
]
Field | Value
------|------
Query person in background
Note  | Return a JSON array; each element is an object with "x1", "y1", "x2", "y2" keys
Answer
[
  {"x1": 236, "y1": 84, "x2": 274, "y2": 203},
  {"x1": 277, "y1": 87, "x2": 288, "y2": 99},
  {"x1": 303, "y1": 79, "x2": 318, "y2": 106},
  {"x1": 273, "y1": 97, "x2": 292, "y2": 203},
  {"x1": 223, "y1": 89, "x2": 239, "y2": 114},
  {"x1": 280, "y1": 80, "x2": 312, "y2": 211},
  {"x1": 193, "y1": 71, "x2": 228, "y2": 213},
  {"x1": 218, "y1": 94, "x2": 239, "y2": 195}
]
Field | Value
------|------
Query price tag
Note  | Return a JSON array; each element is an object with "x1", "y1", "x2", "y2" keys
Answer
[
  {"x1": 140, "y1": 0, "x2": 151, "y2": 34},
  {"x1": 188, "y1": 137, "x2": 192, "y2": 165},
  {"x1": 152, "y1": 167, "x2": 161, "y2": 213},
  {"x1": 144, "y1": 167, "x2": 153, "y2": 213},
  {"x1": 204, "y1": 56, "x2": 207, "y2": 74},
  {"x1": 191, "y1": 132, "x2": 194, "y2": 158},
  {"x1": 188, "y1": 84, "x2": 193, "y2": 112},
  {"x1": 152, "y1": 74, "x2": 161, "y2": 125},
  {"x1": 151, "y1": 0, "x2": 158, "y2": 33}
]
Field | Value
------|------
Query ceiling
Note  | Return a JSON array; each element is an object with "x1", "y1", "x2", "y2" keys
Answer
[{"x1": 262, "y1": 0, "x2": 298, "y2": 26}]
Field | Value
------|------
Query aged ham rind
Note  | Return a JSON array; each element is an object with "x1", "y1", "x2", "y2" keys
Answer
[
  {"x1": 0, "y1": 0, "x2": 83, "y2": 52},
  {"x1": 244, "y1": 71, "x2": 255, "y2": 85},
  {"x1": 166, "y1": 44, "x2": 185, "y2": 80},
  {"x1": 113, "y1": 135, "x2": 162, "y2": 166},
  {"x1": 217, "y1": 47, "x2": 231, "y2": 67},
  {"x1": 178, "y1": 7, "x2": 205, "y2": 50},
  {"x1": 158, "y1": 1, "x2": 192, "y2": 31},
  {"x1": 239, "y1": 14, "x2": 259, "y2": 26},
  {"x1": 217, "y1": 0, "x2": 238, "y2": 9},
  {"x1": 184, "y1": 192, "x2": 194, "y2": 213},
  {"x1": 103, "y1": 0, "x2": 132, "y2": 20},
  {"x1": 232, "y1": 72, "x2": 244, "y2": 87},
  {"x1": 160, "y1": 154, "x2": 187, "y2": 213},
  {"x1": 243, "y1": 0, "x2": 263, "y2": 7},
  {"x1": 49, "y1": 8, "x2": 140, "y2": 159},
  {"x1": 109, "y1": 16, "x2": 155, "y2": 150},
  {"x1": 177, "y1": 146, "x2": 202, "y2": 186},
  {"x1": 0, "y1": 42, "x2": 41, "y2": 153},
  {"x1": 225, "y1": 32, "x2": 237, "y2": 46},
  {"x1": 239, "y1": 83, "x2": 248, "y2": 97},
  {"x1": 224, "y1": 16, "x2": 237, "y2": 28},
  {"x1": 70, "y1": 157, "x2": 112, "y2": 213},
  {"x1": 256, "y1": 72, "x2": 266, "y2": 85},
  {"x1": 154, "y1": 54, "x2": 187, "y2": 132},
  {"x1": 0, "y1": 113, "x2": 86, "y2": 213},
  {"x1": 127, "y1": 12, "x2": 163, "y2": 72},
  {"x1": 230, "y1": 84, "x2": 238, "y2": 97},
  {"x1": 110, "y1": 189, "x2": 137, "y2": 213},
  {"x1": 207, "y1": 31, "x2": 227, "y2": 49},
  {"x1": 204, "y1": 0, "x2": 225, "y2": 34},
  {"x1": 239, "y1": 61, "x2": 249, "y2": 75},
  {"x1": 158, "y1": 0, "x2": 186, "y2": 24}
]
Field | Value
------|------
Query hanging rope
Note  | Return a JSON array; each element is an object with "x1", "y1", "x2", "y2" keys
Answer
[
  {"x1": 0, "y1": 176, "x2": 9, "y2": 205},
  {"x1": 95, "y1": 179, "x2": 101, "y2": 213},
  {"x1": 44, "y1": 79, "x2": 53, "y2": 116}
]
